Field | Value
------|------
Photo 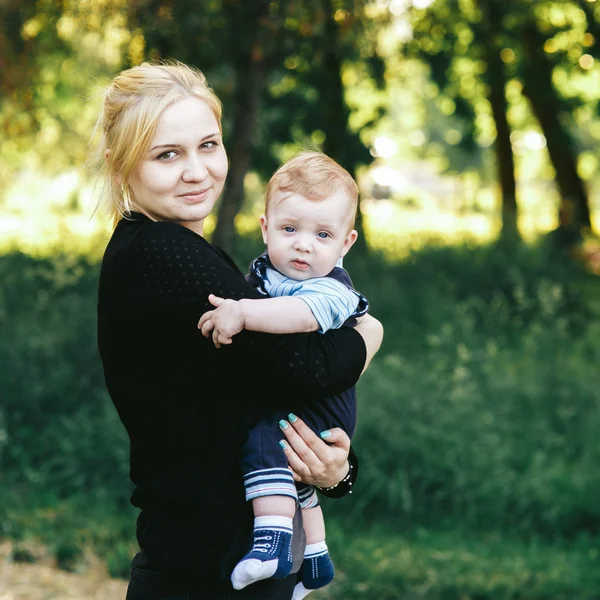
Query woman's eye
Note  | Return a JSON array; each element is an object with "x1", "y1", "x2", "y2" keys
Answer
[
  {"x1": 157, "y1": 150, "x2": 177, "y2": 160},
  {"x1": 201, "y1": 141, "x2": 217, "y2": 149},
  {"x1": 284, "y1": 226, "x2": 296, "y2": 233},
  {"x1": 317, "y1": 232, "x2": 329, "y2": 239}
]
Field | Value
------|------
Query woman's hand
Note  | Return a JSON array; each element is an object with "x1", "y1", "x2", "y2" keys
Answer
[{"x1": 278, "y1": 414, "x2": 350, "y2": 488}]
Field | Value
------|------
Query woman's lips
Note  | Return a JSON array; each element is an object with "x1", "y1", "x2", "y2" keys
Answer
[
  {"x1": 291, "y1": 260, "x2": 310, "y2": 270},
  {"x1": 180, "y1": 188, "x2": 210, "y2": 203}
]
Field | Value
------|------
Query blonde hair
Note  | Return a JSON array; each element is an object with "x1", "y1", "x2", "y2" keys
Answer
[
  {"x1": 93, "y1": 60, "x2": 222, "y2": 225},
  {"x1": 265, "y1": 152, "x2": 359, "y2": 226}
]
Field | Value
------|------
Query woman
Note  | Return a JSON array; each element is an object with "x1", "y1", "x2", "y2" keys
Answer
[{"x1": 95, "y1": 60, "x2": 383, "y2": 600}]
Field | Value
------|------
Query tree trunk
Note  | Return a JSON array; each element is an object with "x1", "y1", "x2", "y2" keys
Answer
[
  {"x1": 212, "y1": 2, "x2": 269, "y2": 254},
  {"x1": 477, "y1": 0, "x2": 520, "y2": 242},
  {"x1": 520, "y1": 20, "x2": 591, "y2": 234},
  {"x1": 320, "y1": 0, "x2": 368, "y2": 255}
]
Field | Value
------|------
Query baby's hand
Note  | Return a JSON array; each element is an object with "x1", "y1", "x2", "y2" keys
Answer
[{"x1": 198, "y1": 294, "x2": 245, "y2": 348}]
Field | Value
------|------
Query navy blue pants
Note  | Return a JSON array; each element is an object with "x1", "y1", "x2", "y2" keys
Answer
[{"x1": 241, "y1": 388, "x2": 357, "y2": 503}]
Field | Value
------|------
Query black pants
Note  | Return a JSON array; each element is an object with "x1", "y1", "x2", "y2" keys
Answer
[
  {"x1": 128, "y1": 505, "x2": 305, "y2": 599},
  {"x1": 126, "y1": 565, "x2": 298, "y2": 600}
]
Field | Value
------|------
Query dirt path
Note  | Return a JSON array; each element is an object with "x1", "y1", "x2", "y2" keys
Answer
[{"x1": 0, "y1": 550, "x2": 128, "y2": 600}]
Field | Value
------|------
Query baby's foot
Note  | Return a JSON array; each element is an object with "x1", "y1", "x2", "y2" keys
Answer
[
  {"x1": 292, "y1": 542, "x2": 335, "y2": 600},
  {"x1": 231, "y1": 516, "x2": 293, "y2": 590}
]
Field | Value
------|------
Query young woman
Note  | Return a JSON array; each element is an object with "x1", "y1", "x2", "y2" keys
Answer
[{"x1": 95, "y1": 60, "x2": 383, "y2": 600}]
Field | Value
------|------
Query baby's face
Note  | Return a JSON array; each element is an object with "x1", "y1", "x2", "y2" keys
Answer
[{"x1": 260, "y1": 189, "x2": 358, "y2": 280}]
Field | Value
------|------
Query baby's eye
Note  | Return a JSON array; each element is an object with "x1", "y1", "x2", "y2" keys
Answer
[
  {"x1": 317, "y1": 232, "x2": 330, "y2": 239},
  {"x1": 157, "y1": 150, "x2": 177, "y2": 161},
  {"x1": 284, "y1": 226, "x2": 296, "y2": 233}
]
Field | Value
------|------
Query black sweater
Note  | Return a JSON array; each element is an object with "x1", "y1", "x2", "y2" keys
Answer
[{"x1": 97, "y1": 214, "x2": 367, "y2": 583}]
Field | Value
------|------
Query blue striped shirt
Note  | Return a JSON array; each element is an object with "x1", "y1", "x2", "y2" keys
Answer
[{"x1": 262, "y1": 267, "x2": 362, "y2": 333}]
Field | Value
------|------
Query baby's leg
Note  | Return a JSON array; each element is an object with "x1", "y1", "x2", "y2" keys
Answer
[
  {"x1": 301, "y1": 502, "x2": 326, "y2": 544},
  {"x1": 234, "y1": 411, "x2": 300, "y2": 590},
  {"x1": 293, "y1": 487, "x2": 335, "y2": 600},
  {"x1": 231, "y1": 493, "x2": 296, "y2": 590}
]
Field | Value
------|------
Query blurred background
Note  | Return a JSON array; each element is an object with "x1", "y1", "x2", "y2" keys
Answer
[{"x1": 1, "y1": 0, "x2": 600, "y2": 598}]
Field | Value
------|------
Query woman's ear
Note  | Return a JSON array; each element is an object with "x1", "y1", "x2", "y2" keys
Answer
[
  {"x1": 105, "y1": 150, "x2": 123, "y2": 186},
  {"x1": 340, "y1": 229, "x2": 358, "y2": 258},
  {"x1": 259, "y1": 215, "x2": 268, "y2": 245}
]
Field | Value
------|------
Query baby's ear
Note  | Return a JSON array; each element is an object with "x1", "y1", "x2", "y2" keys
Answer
[
  {"x1": 259, "y1": 215, "x2": 268, "y2": 245},
  {"x1": 340, "y1": 229, "x2": 358, "y2": 257}
]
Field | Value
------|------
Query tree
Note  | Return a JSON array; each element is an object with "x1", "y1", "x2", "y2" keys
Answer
[
  {"x1": 0, "y1": 1, "x2": 132, "y2": 188},
  {"x1": 406, "y1": 0, "x2": 520, "y2": 241},
  {"x1": 252, "y1": 0, "x2": 387, "y2": 255},
  {"x1": 0, "y1": 0, "x2": 64, "y2": 181},
  {"x1": 210, "y1": 1, "x2": 273, "y2": 252},
  {"x1": 128, "y1": 0, "x2": 276, "y2": 252},
  {"x1": 133, "y1": 0, "x2": 386, "y2": 255},
  {"x1": 406, "y1": 0, "x2": 596, "y2": 242},
  {"x1": 518, "y1": 4, "x2": 592, "y2": 237},
  {"x1": 518, "y1": 5, "x2": 591, "y2": 239},
  {"x1": 318, "y1": 0, "x2": 377, "y2": 254},
  {"x1": 475, "y1": 0, "x2": 519, "y2": 242}
]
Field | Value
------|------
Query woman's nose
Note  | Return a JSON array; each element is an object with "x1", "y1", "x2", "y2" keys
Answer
[{"x1": 182, "y1": 154, "x2": 208, "y2": 182}]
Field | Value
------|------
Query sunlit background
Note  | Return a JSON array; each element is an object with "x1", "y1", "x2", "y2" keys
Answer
[{"x1": 2, "y1": 0, "x2": 599, "y2": 259}]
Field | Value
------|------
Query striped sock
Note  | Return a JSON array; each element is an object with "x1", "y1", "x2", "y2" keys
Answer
[
  {"x1": 231, "y1": 516, "x2": 294, "y2": 590},
  {"x1": 292, "y1": 541, "x2": 335, "y2": 600}
]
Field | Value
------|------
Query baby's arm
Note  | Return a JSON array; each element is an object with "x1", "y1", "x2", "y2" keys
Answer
[
  {"x1": 199, "y1": 276, "x2": 363, "y2": 347},
  {"x1": 198, "y1": 294, "x2": 319, "y2": 347}
]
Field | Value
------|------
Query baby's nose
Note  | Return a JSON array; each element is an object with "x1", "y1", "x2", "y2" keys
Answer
[{"x1": 294, "y1": 236, "x2": 313, "y2": 251}]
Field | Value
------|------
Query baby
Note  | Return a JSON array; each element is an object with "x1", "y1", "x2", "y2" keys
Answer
[{"x1": 199, "y1": 152, "x2": 379, "y2": 599}]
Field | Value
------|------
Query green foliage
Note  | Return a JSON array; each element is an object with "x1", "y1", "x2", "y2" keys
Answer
[
  {"x1": 0, "y1": 1, "x2": 130, "y2": 183},
  {"x1": 0, "y1": 489, "x2": 138, "y2": 573},
  {"x1": 54, "y1": 537, "x2": 84, "y2": 572},
  {"x1": 132, "y1": 0, "x2": 386, "y2": 178},
  {"x1": 0, "y1": 251, "x2": 131, "y2": 504},
  {"x1": 10, "y1": 544, "x2": 38, "y2": 564},
  {"x1": 342, "y1": 240, "x2": 600, "y2": 536},
  {"x1": 1, "y1": 239, "x2": 600, "y2": 594},
  {"x1": 2, "y1": 238, "x2": 600, "y2": 540}
]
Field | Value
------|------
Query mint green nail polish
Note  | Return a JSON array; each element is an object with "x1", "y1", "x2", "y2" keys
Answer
[
  {"x1": 288, "y1": 413, "x2": 297, "y2": 423},
  {"x1": 279, "y1": 440, "x2": 288, "y2": 450},
  {"x1": 320, "y1": 430, "x2": 332, "y2": 439},
  {"x1": 279, "y1": 420, "x2": 289, "y2": 429}
]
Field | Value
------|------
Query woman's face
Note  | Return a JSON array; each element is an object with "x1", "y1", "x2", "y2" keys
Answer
[{"x1": 128, "y1": 96, "x2": 228, "y2": 235}]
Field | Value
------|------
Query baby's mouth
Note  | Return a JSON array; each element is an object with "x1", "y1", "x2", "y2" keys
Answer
[{"x1": 291, "y1": 259, "x2": 310, "y2": 270}]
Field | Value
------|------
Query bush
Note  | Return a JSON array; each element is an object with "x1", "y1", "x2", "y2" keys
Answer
[
  {"x1": 2, "y1": 238, "x2": 600, "y2": 539},
  {"x1": 0, "y1": 251, "x2": 131, "y2": 504},
  {"x1": 343, "y1": 241, "x2": 600, "y2": 536}
]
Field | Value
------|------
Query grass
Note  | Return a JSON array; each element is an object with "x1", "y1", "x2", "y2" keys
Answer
[
  {"x1": 320, "y1": 520, "x2": 600, "y2": 600},
  {"x1": 0, "y1": 491, "x2": 137, "y2": 577},
  {"x1": 3, "y1": 491, "x2": 599, "y2": 599}
]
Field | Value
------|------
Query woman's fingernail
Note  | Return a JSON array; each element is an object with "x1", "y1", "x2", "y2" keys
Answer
[
  {"x1": 288, "y1": 413, "x2": 297, "y2": 423},
  {"x1": 320, "y1": 430, "x2": 331, "y2": 439},
  {"x1": 279, "y1": 420, "x2": 289, "y2": 430},
  {"x1": 279, "y1": 440, "x2": 288, "y2": 450}
]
